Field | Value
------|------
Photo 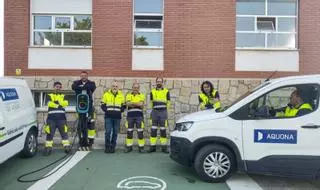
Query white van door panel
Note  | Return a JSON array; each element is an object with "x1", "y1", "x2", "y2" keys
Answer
[
  {"x1": 0, "y1": 78, "x2": 37, "y2": 164},
  {"x1": 242, "y1": 112, "x2": 320, "y2": 178},
  {"x1": 0, "y1": 94, "x2": 23, "y2": 163},
  {"x1": 0, "y1": 87, "x2": 28, "y2": 163},
  {"x1": 240, "y1": 82, "x2": 320, "y2": 178},
  {"x1": 243, "y1": 111, "x2": 320, "y2": 160}
]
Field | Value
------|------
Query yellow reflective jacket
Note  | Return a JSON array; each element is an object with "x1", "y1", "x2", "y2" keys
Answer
[
  {"x1": 101, "y1": 90, "x2": 125, "y2": 119},
  {"x1": 126, "y1": 92, "x2": 145, "y2": 117},
  {"x1": 150, "y1": 88, "x2": 170, "y2": 109},
  {"x1": 276, "y1": 103, "x2": 313, "y2": 117},
  {"x1": 199, "y1": 90, "x2": 221, "y2": 110},
  {"x1": 47, "y1": 93, "x2": 68, "y2": 120}
]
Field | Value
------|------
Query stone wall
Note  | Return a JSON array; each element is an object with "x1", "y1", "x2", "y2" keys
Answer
[{"x1": 21, "y1": 77, "x2": 263, "y2": 137}]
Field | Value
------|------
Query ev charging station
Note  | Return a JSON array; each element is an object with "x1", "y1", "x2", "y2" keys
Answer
[{"x1": 76, "y1": 92, "x2": 90, "y2": 150}]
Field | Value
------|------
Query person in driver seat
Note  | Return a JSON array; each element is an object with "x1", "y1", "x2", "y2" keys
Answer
[{"x1": 271, "y1": 89, "x2": 313, "y2": 117}]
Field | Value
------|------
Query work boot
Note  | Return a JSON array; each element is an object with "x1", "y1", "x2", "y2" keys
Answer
[
  {"x1": 88, "y1": 139, "x2": 94, "y2": 147},
  {"x1": 138, "y1": 146, "x2": 144, "y2": 153},
  {"x1": 110, "y1": 146, "x2": 115, "y2": 153},
  {"x1": 124, "y1": 146, "x2": 132, "y2": 153},
  {"x1": 148, "y1": 146, "x2": 156, "y2": 153},
  {"x1": 161, "y1": 146, "x2": 169, "y2": 154},
  {"x1": 44, "y1": 147, "x2": 52, "y2": 156},
  {"x1": 64, "y1": 146, "x2": 71, "y2": 154},
  {"x1": 104, "y1": 145, "x2": 110, "y2": 153}
]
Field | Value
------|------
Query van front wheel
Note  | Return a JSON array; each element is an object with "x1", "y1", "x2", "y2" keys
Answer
[
  {"x1": 194, "y1": 144, "x2": 235, "y2": 183},
  {"x1": 21, "y1": 129, "x2": 38, "y2": 157}
]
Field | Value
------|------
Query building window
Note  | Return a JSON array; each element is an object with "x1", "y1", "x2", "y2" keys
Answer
[
  {"x1": 133, "y1": 0, "x2": 164, "y2": 48},
  {"x1": 257, "y1": 17, "x2": 276, "y2": 31},
  {"x1": 32, "y1": 91, "x2": 76, "y2": 111},
  {"x1": 236, "y1": 0, "x2": 298, "y2": 49},
  {"x1": 32, "y1": 15, "x2": 92, "y2": 47}
]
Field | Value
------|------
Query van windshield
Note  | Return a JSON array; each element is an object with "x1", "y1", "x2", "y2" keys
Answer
[{"x1": 216, "y1": 81, "x2": 270, "y2": 112}]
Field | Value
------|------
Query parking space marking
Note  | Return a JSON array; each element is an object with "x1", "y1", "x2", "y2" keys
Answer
[
  {"x1": 226, "y1": 174, "x2": 263, "y2": 190},
  {"x1": 27, "y1": 151, "x2": 89, "y2": 190},
  {"x1": 117, "y1": 176, "x2": 167, "y2": 190}
]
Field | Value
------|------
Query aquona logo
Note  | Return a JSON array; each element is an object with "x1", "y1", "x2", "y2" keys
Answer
[
  {"x1": 5, "y1": 91, "x2": 17, "y2": 97},
  {"x1": 266, "y1": 133, "x2": 294, "y2": 140},
  {"x1": 0, "y1": 88, "x2": 19, "y2": 101},
  {"x1": 255, "y1": 129, "x2": 297, "y2": 144}
]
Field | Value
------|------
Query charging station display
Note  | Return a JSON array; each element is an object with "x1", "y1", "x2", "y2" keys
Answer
[
  {"x1": 76, "y1": 93, "x2": 90, "y2": 148},
  {"x1": 76, "y1": 94, "x2": 89, "y2": 114}
]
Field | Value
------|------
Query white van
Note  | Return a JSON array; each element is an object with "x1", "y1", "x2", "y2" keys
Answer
[
  {"x1": 170, "y1": 75, "x2": 320, "y2": 182},
  {"x1": 0, "y1": 78, "x2": 38, "y2": 164}
]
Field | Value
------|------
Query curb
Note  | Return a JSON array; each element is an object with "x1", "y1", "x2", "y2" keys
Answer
[{"x1": 37, "y1": 134, "x2": 170, "y2": 149}]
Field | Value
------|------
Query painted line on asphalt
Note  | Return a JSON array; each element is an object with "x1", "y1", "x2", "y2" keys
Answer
[
  {"x1": 117, "y1": 176, "x2": 167, "y2": 190},
  {"x1": 226, "y1": 174, "x2": 263, "y2": 190},
  {"x1": 27, "y1": 151, "x2": 89, "y2": 190}
]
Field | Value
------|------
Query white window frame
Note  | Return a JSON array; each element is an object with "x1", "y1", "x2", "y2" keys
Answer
[
  {"x1": 31, "y1": 14, "x2": 92, "y2": 48},
  {"x1": 32, "y1": 90, "x2": 76, "y2": 112},
  {"x1": 134, "y1": 19, "x2": 163, "y2": 48},
  {"x1": 133, "y1": 0, "x2": 164, "y2": 49},
  {"x1": 236, "y1": 0, "x2": 298, "y2": 50}
]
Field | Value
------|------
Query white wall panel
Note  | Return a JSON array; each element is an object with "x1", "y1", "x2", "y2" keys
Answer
[
  {"x1": 31, "y1": 0, "x2": 92, "y2": 14},
  {"x1": 28, "y1": 48, "x2": 92, "y2": 69},
  {"x1": 235, "y1": 50, "x2": 299, "y2": 72},
  {"x1": 132, "y1": 49, "x2": 164, "y2": 70}
]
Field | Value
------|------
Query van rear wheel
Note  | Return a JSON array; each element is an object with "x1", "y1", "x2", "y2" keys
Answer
[
  {"x1": 194, "y1": 144, "x2": 235, "y2": 183},
  {"x1": 21, "y1": 129, "x2": 38, "y2": 157}
]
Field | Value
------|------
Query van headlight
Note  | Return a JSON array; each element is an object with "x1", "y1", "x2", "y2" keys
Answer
[{"x1": 174, "y1": 121, "x2": 194, "y2": 131}]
